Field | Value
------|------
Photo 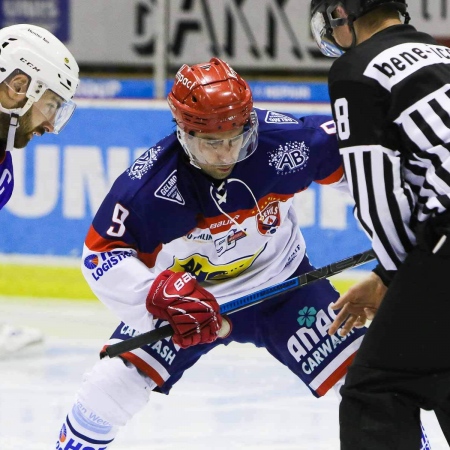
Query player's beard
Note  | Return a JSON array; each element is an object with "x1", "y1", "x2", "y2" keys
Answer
[
  {"x1": 0, "y1": 108, "x2": 47, "y2": 150},
  {"x1": 14, "y1": 108, "x2": 47, "y2": 149}
]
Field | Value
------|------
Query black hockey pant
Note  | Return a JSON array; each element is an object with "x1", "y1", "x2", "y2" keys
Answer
[{"x1": 339, "y1": 246, "x2": 450, "y2": 450}]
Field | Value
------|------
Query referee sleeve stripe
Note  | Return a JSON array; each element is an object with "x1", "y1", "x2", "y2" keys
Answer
[
  {"x1": 342, "y1": 145, "x2": 415, "y2": 269},
  {"x1": 362, "y1": 152, "x2": 403, "y2": 268},
  {"x1": 410, "y1": 110, "x2": 441, "y2": 147},
  {"x1": 381, "y1": 153, "x2": 415, "y2": 252},
  {"x1": 345, "y1": 152, "x2": 373, "y2": 240}
]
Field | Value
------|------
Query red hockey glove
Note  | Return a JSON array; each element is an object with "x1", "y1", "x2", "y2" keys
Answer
[{"x1": 146, "y1": 270, "x2": 224, "y2": 349}]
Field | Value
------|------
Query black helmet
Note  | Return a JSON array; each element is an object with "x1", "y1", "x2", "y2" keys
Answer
[{"x1": 310, "y1": 0, "x2": 409, "y2": 57}]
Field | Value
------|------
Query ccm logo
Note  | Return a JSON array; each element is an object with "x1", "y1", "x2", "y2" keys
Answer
[{"x1": 20, "y1": 57, "x2": 41, "y2": 72}]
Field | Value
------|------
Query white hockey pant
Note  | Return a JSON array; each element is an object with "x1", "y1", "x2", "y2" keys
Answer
[{"x1": 55, "y1": 356, "x2": 156, "y2": 450}]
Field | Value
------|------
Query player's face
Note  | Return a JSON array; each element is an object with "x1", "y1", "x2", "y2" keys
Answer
[
  {"x1": 13, "y1": 90, "x2": 64, "y2": 148},
  {"x1": 192, "y1": 128, "x2": 244, "y2": 179}
]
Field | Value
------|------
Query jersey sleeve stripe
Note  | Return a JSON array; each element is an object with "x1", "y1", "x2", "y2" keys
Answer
[
  {"x1": 85, "y1": 225, "x2": 131, "y2": 252},
  {"x1": 137, "y1": 244, "x2": 163, "y2": 269},
  {"x1": 315, "y1": 165, "x2": 344, "y2": 185}
]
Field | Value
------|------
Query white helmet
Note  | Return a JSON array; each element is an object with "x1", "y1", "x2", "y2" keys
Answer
[{"x1": 0, "y1": 24, "x2": 79, "y2": 149}]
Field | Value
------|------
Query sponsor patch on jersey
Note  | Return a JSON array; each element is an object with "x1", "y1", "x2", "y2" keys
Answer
[
  {"x1": 84, "y1": 250, "x2": 135, "y2": 281},
  {"x1": 364, "y1": 42, "x2": 450, "y2": 91},
  {"x1": 83, "y1": 254, "x2": 99, "y2": 269},
  {"x1": 154, "y1": 170, "x2": 185, "y2": 205},
  {"x1": 265, "y1": 110, "x2": 298, "y2": 124},
  {"x1": 287, "y1": 304, "x2": 356, "y2": 375},
  {"x1": 268, "y1": 141, "x2": 310, "y2": 175},
  {"x1": 59, "y1": 423, "x2": 67, "y2": 443},
  {"x1": 168, "y1": 244, "x2": 266, "y2": 282},
  {"x1": 286, "y1": 243, "x2": 301, "y2": 267},
  {"x1": 186, "y1": 231, "x2": 213, "y2": 242},
  {"x1": 127, "y1": 146, "x2": 162, "y2": 180},
  {"x1": 214, "y1": 228, "x2": 247, "y2": 256},
  {"x1": 257, "y1": 201, "x2": 280, "y2": 235}
]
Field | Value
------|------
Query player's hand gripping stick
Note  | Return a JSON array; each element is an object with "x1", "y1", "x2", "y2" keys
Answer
[{"x1": 105, "y1": 249, "x2": 376, "y2": 358}]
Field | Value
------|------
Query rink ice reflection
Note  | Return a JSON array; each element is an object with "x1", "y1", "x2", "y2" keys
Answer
[{"x1": 0, "y1": 296, "x2": 446, "y2": 450}]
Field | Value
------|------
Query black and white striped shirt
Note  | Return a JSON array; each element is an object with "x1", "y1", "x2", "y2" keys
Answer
[{"x1": 328, "y1": 25, "x2": 450, "y2": 272}]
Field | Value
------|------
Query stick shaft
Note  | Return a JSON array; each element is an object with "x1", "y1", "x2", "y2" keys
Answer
[{"x1": 105, "y1": 249, "x2": 376, "y2": 358}]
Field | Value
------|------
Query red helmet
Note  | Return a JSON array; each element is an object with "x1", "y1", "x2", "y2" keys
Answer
[{"x1": 167, "y1": 57, "x2": 253, "y2": 134}]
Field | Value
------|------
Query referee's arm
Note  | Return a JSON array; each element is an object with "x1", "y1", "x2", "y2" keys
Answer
[{"x1": 330, "y1": 80, "x2": 416, "y2": 272}]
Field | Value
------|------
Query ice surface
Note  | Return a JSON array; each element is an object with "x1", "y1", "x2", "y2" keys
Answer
[{"x1": 0, "y1": 296, "x2": 446, "y2": 450}]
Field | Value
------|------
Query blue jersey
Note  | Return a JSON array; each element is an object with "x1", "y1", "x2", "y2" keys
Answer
[
  {"x1": 81, "y1": 109, "x2": 346, "y2": 333},
  {"x1": 84, "y1": 108, "x2": 367, "y2": 398},
  {"x1": 0, "y1": 152, "x2": 13, "y2": 210}
]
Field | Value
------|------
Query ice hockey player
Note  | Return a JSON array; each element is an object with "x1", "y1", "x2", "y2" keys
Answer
[
  {"x1": 55, "y1": 57, "x2": 366, "y2": 449},
  {"x1": 0, "y1": 24, "x2": 79, "y2": 356}
]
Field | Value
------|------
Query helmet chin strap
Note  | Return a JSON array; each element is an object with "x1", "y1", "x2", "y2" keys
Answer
[
  {"x1": 6, "y1": 112, "x2": 19, "y2": 152},
  {"x1": 0, "y1": 97, "x2": 34, "y2": 152}
]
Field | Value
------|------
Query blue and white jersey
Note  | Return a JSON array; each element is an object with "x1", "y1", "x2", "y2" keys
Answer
[
  {"x1": 81, "y1": 109, "x2": 346, "y2": 333},
  {"x1": 0, "y1": 152, "x2": 14, "y2": 210}
]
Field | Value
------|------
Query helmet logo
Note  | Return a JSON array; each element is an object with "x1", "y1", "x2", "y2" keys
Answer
[
  {"x1": 27, "y1": 28, "x2": 50, "y2": 44},
  {"x1": 175, "y1": 71, "x2": 194, "y2": 89},
  {"x1": 20, "y1": 57, "x2": 40, "y2": 72},
  {"x1": 64, "y1": 57, "x2": 70, "y2": 64}
]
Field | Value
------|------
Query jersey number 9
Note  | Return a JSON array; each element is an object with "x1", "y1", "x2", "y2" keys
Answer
[{"x1": 107, "y1": 203, "x2": 130, "y2": 237}]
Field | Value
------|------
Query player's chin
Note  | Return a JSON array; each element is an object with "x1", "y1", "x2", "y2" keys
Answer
[
  {"x1": 210, "y1": 165, "x2": 234, "y2": 179},
  {"x1": 14, "y1": 133, "x2": 32, "y2": 149}
]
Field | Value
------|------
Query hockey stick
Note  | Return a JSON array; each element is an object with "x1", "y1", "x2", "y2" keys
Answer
[{"x1": 104, "y1": 249, "x2": 376, "y2": 358}]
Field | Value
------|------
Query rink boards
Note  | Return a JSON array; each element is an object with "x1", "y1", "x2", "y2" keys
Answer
[{"x1": 0, "y1": 99, "x2": 372, "y2": 298}]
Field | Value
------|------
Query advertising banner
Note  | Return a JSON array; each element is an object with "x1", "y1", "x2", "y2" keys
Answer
[
  {"x1": 75, "y1": 78, "x2": 331, "y2": 103},
  {"x1": 0, "y1": 100, "x2": 371, "y2": 267},
  {"x1": 65, "y1": 0, "x2": 450, "y2": 71},
  {"x1": 0, "y1": 0, "x2": 70, "y2": 41},
  {"x1": 0, "y1": 1, "x2": 448, "y2": 72}
]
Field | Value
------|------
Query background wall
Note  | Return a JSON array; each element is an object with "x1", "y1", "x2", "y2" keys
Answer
[{"x1": 0, "y1": 0, "x2": 448, "y2": 72}]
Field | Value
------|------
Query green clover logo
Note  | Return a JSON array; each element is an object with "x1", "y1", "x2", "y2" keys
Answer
[{"x1": 297, "y1": 306, "x2": 317, "y2": 328}]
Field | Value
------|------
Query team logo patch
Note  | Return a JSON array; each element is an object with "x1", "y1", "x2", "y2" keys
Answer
[
  {"x1": 154, "y1": 170, "x2": 185, "y2": 205},
  {"x1": 265, "y1": 111, "x2": 298, "y2": 124},
  {"x1": 268, "y1": 141, "x2": 310, "y2": 175},
  {"x1": 127, "y1": 146, "x2": 162, "y2": 180},
  {"x1": 257, "y1": 201, "x2": 280, "y2": 236}
]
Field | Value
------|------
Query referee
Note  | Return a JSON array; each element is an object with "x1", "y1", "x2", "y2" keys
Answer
[{"x1": 310, "y1": 0, "x2": 450, "y2": 448}]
